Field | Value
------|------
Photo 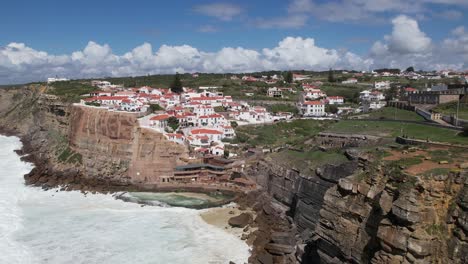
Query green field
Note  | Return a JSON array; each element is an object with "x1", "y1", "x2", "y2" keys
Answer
[
  {"x1": 269, "y1": 149, "x2": 348, "y2": 174},
  {"x1": 235, "y1": 119, "x2": 328, "y2": 147},
  {"x1": 432, "y1": 101, "x2": 468, "y2": 120},
  {"x1": 47, "y1": 81, "x2": 96, "y2": 102},
  {"x1": 354, "y1": 107, "x2": 425, "y2": 121},
  {"x1": 327, "y1": 120, "x2": 468, "y2": 145}
]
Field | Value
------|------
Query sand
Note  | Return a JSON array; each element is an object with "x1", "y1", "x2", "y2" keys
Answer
[{"x1": 200, "y1": 204, "x2": 257, "y2": 244}]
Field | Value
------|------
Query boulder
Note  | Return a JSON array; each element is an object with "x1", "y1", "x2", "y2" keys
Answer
[
  {"x1": 264, "y1": 243, "x2": 295, "y2": 255},
  {"x1": 228, "y1": 213, "x2": 252, "y2": 228}
]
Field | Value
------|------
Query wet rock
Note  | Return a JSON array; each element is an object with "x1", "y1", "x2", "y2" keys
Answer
[{"x1": 228, "y1": 213, "x2": 253, "y2": 228}]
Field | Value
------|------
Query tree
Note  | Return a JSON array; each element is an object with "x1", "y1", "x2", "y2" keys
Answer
[
  {"x1": 328, "y1": 68, "x2": 335, "y2": 83},
  {"x1": 284, "y1": 71, "x2": 293, "y2": 83},
  {"x1": 230, "y1": 121, "x2": 238, "y2": 128},
  {"x1": 405, "y1": 66, "x2": 415, "y2": 72},
  {"x1": 170, "y1": 73, "x2": 183, "y2": 94},
  {"x1": 167, "y1": 116, "x2": 179, "y2": 131},
  {"x1": 326, "y1": 104, "x2": 338, "y2": 114},
  {"x1": 462, "y1": 125, "x2": 468, "y2": 137},
  {"x1": 149, "y1": 104, "x2": 163, "y2": 112},
  {"x1": 223, "y1": 149, "x2": 230, "y2": 159}
]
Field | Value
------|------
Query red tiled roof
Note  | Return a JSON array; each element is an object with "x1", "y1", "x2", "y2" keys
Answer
[
  {"x1": 150, "y1": 114, "x2": 171, "y2": 121},
  {"x1": 303, "y1": 101, "x2": 324, "y2": 105},
  {"x1": 191, "y1": 129, "x2": 223, "y2": 135}
]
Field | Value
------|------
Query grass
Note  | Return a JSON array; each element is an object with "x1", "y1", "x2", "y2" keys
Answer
[
  {"x1": 320, "y1": 83, "x2": 366, "y2": 103},
  {"x1": 235, "y1": 119, "x2": 328, "y2": 147},
  {"x1": 270, "y1": 149, "x2": 348, "y2": 174},
  {"x1": 422, "y1": 168, "x2": 451, "y2": 177},
  {"x1": 327, "y1": 120, "x2": 468, "y2": 145},
  {"x1": 47, "y1": 81, "x2": 96, "y2": 102},
  {"x1": 266, "y1": 103, "x2": 298, "y2": 114},
  {"x1": 362, "y1": 107, "x2": 424, "y2": 121},
  {"x1": 432, "y1": 101, "x2": 468, "y2": 120}
]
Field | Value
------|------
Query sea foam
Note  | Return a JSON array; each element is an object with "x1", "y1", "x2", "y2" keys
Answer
[{"x1": 0, "y1": 136, "x2": 250, "y2": 264}]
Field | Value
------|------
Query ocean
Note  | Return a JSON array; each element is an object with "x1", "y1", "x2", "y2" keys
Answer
[{"x1": 0, "y1": 135, "x2": 249, "y2": 264}]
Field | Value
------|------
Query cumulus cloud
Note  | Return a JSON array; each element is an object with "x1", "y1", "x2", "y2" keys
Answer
[
  {"x1": 1, "y1": 21, "x2": 467, "y2": 85},
  {"x1": 288, "y1": 0, "x2": 467, "y2": 23},
  {"x1": 0, "y1": 37, "x2": 372, "y2": 84},
  {"x1": 193, "y1": 3, "x2": 242, "y2": 21},
  {"x1": 254, "y1": 15, "x2": 308, "y2": 29},
  {"x1": 370, "y1": 16, "x2": 466, "y2": 71}
]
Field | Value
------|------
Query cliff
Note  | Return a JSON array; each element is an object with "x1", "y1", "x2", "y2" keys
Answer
[
  {"x1": 0, "y1": 86, "x2": 188, "y2": 190},
  {"x1": 69, "y1": 106, "x2": 188, "y2": 184},
  {"x1": 245, "y1": 149, "x2": 468, "y2": 264}
]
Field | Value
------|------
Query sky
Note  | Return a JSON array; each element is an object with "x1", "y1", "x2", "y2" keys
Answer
[{"x1": 0, "y1": 0, "x2": 468, "y2": 84}]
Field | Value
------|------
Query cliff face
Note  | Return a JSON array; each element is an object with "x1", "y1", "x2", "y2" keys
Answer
[
  {"x1": 69, "y1": 106, "x2": 188, "y2": 184},
  {"x1": 246, "y1": 150, "x2": 468, "y2": 264},
  {"x1": 0, "y1": 87, "x2": 188, "y2": 188}
]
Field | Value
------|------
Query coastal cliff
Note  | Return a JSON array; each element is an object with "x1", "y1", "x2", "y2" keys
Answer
[
  {"x1": 244, "y1": 149, "x2": 468, "y2": 264},
  {"x1": 69, "y1": 106, "x2": 188, "y2": 184},
  {"x1": 0, "y1": 86, "x2": 188, "y2": 191}
]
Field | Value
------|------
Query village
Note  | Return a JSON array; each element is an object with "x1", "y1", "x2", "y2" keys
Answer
[{"x1": 73, "y1": 69, "x2": 468, "y2": 162}]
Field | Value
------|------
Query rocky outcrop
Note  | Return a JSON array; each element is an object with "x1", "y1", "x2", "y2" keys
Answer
[
  {"x1": 69, "y1": 106, "x2": 188, "y2": 184},
  {"x1": 246, "y1": 148, "x2": 468, "y2": 264},
  {"x1": 0, "y1": 86, "x2": 189, "y2": 190}
]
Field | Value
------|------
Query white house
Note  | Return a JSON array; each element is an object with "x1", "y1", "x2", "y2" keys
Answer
[
  {"x1": 304, "y1": 89, "x2": 327, "y2": 100},
  {"x1": 327, "y1": 96, "x2": 344, "y2": 105},
  {"x1": 197, "y1": 114, "x2": 227, "y2": 127},
  {"x1": 47, "y1": 77, "x2": 69, "y2": 83},
  {"x1": 293, "y1": 74, "x2": 309, "y2": 81},
  {"x1": 374, "y1": 81, "x2": 391, "y2": 90},
  {"x1": 267, "y1": 87, "x2": 283, "y2": 98},
  {"x1": 193, "y1": 105, "x2": 215, "y2": 116},
  {"x1": 342, "y1": 78, "x2": 358, "y2": 84},
  {"x1": 164, "y1": 133, "x2": 186, "y2": 145},
  {"x1": 149, "y1": 114, "x2": 171, "y2": 131},
  {"x1": 301, "y1": 101, "x2": 326, "y2": 117},
  {"x1": 189, "y1": 128, "x2": 224, "y2": 143}
]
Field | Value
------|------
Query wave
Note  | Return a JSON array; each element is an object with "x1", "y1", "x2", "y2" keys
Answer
[{"x1": 0, "y1": 136, "x2": 249, "y2": 264}]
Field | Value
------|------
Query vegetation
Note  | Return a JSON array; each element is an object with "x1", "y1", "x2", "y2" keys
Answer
[
  {"x1": 234, "y1": 119, "x2": 328, "y2": 147},
  {"x1": 167, "y1": 116, "x2": 179, "y2": 131},
  {"x1": 214, "y1": 106, "x2": 225, "y2": 113},
  {"x1": 270, "y1": 149, "x2": 348, "y2": 174},
  {"x1": 149, "y1": 104, "x2": 163, "y2": 112},
  {"x1": 328, "y1": 68, "x2": 335, "y2": 83},
  {"x1": 47, "y1": 81, "x2": 95, "y2": 102},
  {"x1": 267, "y1": 103, "x2": 298, "y2": 114},
  {"x1": 319, "y1": 83, "x2": 365, "y2": 103},
  {"x1": 361, "y1": 107, "x2": 424, "y2": 121},
  {"x1": 327, "y1": 120, "x2": 468, "y2": 145},
  {"x1": 170, "y1": 73, "x2": 183, "y2": 94},
  {"x1": 326, "y1": 104, "x2": 338, "y2": 114},
  {"x1": 284, "y1": 71, "x2": 293, "y2": 84},
  {"x1": 432, "y1": 101, "x2": 468, "y2": 120}
]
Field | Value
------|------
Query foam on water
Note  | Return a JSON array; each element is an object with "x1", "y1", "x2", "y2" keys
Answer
[{"x1": 0, "y1": 136, "x2": 250, "y2": 264}]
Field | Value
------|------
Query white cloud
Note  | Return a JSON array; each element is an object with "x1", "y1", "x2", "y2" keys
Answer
[
  {"x1": 254, "y1": 15, "x2": 308, "y2": 29},
  {"x1": 370, "y1": 16, "x2": 466, "y2": 71},
  {"x1": 0, "y1": 37, "x2": 373, "y2": 84},
  {"x1": 287, "y1": 0, "x2": 467, "y2": 23},
  {"x1": 387, "y1": 15, "x2": 432, "y2": 54},
  {"x1": 193, "y1": 3, "x2": 242, "y2": 21},
  {"x1": 1, "y1": 23, "x2": 467, "y2": 84},
  {"x1": 197, "y1": 25, "x2": 219, "y2": 33}
]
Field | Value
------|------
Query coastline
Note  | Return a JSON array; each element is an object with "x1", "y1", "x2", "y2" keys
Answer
[
  {"x1": 200, "y1": 204, "x2": 257, "y2": 246},
  {"x1": 0, "y1": 128, "x2": 284, "y2": 264}
]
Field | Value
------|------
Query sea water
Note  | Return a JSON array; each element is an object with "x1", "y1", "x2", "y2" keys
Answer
[{"x1": 0, "y1": 136, "x2": 250, "y2": 264}]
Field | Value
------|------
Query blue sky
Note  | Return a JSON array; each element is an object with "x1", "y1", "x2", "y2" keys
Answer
[{"x1": 0, "y1": 0, "x2": 467, "y2": 84}]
